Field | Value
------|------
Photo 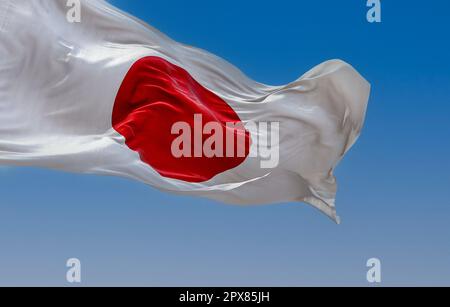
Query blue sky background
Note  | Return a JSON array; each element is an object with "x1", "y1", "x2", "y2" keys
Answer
[{"x1": 1, "y1": 0, "x2": 449, "y2": 286}]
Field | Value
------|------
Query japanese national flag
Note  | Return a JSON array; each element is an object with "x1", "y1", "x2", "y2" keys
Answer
[{"x1": 0, "y1": 0, "x2": 370, "y2": 223}]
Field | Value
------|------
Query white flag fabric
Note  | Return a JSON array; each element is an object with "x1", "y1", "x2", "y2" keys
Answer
[{"x1": 0, "y1": 0, "x2": 370, "y2": 223}]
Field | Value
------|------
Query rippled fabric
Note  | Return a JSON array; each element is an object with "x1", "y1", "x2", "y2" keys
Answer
[
  {"x1": 0, "y1": 0, "x2": 370, "y2": 222},
  {"x1": 112, "y1": 56, "x2": 251, "y2": 183}
]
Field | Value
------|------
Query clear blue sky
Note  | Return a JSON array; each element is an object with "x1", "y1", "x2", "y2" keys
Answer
[{"x1": 1, "y1": 0, "x2": 449, "y2": 286}]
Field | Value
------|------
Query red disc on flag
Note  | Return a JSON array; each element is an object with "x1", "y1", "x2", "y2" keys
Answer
[{"x1": 112, "y1": 56, "x2": 250, "y2": 183}]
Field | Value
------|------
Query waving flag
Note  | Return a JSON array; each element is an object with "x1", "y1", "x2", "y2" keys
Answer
[{"x1": 0, "y1": 0, "x2": 370, "y2": 222}]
